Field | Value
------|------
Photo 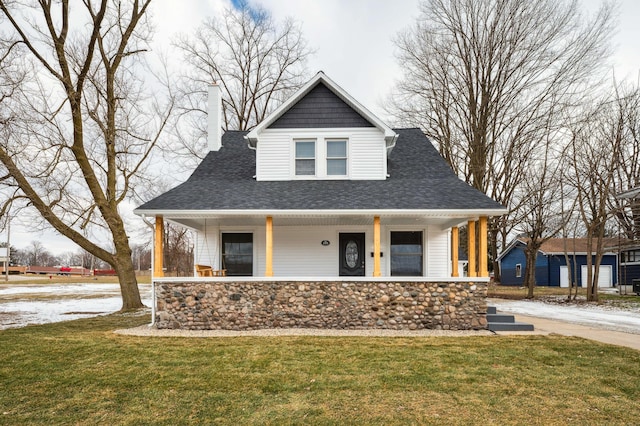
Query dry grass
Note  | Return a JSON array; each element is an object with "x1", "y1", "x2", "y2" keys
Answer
[{"x1": 0, "y1": 313, "x2": 639, "y2": 425}]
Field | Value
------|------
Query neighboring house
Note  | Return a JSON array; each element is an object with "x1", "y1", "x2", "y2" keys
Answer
[
  {"x1": 135, "y1": 72, "x2": 506, "y2": 330},
  {"x1": 615, "y1": 187, "x2": 640, "y2": 294},
  {"x1": 617, "y1": 244, "x2": 640, "y2": 294},
  {"x1": 497, "y1": 238, "x2": 619, "y2": 288}
]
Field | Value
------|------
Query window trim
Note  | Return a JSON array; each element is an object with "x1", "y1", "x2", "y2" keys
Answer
[
  {"x1": 621, "y1": 249, "x2": 640, "y2": 264},
  {"x1": 389, "y1": 230, "x2": 424, "y2": 277},
  {"x1": 291, "y1": 136, "x2": 350, "y2": 179},
  {"x1": 326, "y1": 139, "x2": 348, "y2": 176},
  {"x1": 515, "y1": 263, "x2": 522, "y2": 278},
  {"x1": 294, "y1": 139, "x2": 316, "y2": 177},
  {"x1": 221, "y1": 232, "x2": 254, "y2": 277}
]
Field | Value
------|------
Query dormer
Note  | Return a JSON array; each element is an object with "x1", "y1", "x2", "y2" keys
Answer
[{"x1": 245, "y1": 72, "x2": 398, "y2": 181}]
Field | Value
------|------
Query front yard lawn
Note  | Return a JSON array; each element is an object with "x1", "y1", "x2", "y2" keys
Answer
[{"x1": 1, "y1": 313, "x2": 639, "y2": 425}]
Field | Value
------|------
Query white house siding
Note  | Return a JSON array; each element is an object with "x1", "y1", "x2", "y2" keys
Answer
[
  {"x1": 348, "y1": 128, "x2": 386, "y2": 180},
  {"x1": 272, "y1": 226, "x2": 337, "y2": 276},
  {"x1": 194, "y1": 224, "x2": 220, "y2": 269},
  {"x1": 196, "y1": 223, "x2": 452, "y2": 278},
  {"x1": 256, "y1": 128, "x2": 386, "y2": 181},
  {"x1": 256, "y1": 131, "x2": 291, "y2": 181},
  {"x1": 195, "y1": 224, "x2": 265, "y2": 276},
  {"x1": 426, "y1": 226, "x2": 450, "y2": 277}
]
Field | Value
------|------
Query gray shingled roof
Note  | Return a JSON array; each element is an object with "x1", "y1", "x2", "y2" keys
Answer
[{"x1": 136, "y1": 128, "x2": 504, "y2": 212}]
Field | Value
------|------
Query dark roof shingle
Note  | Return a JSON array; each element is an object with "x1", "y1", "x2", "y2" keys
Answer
[{"x1": 137, "y1": 128, "x2": 504, "y2": 212}]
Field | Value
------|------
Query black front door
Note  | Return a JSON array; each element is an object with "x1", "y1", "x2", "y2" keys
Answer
[{"x1": 339, "y1": 233, "x2": 365, "y2": 276}]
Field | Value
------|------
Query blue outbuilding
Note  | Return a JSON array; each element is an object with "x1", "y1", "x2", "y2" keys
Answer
[{"x1": 498, "y1": 238, "x2": 619, "y2": 287}]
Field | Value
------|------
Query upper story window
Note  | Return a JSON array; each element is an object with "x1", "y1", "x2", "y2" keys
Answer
[
  {"x1": 295, "y1": 140, "x2": 315, "y2": 176},
  {"x1": 621, "y1": 249, "x2": 640, "y2": 264},
  {"x1": 326, "y1": 140, "x2": 347, "y2": 176}
]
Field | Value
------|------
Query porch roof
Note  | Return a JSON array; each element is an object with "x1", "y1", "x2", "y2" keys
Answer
[{"x1": 135, "y1": 128, "x2": 505, "y2": 218}]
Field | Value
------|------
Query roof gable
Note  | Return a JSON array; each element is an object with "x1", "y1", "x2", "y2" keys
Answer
[
  {"x1": 246, "y1": 72, "x2": 397, "y2": 147},
  {"x1": 268, "y1": 82, "x2": 374, "y2": 129}
]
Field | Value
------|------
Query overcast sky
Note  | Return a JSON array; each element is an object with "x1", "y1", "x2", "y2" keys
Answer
[{"x1": 6, "y1": 0, "x2": 640, "y2": 256}]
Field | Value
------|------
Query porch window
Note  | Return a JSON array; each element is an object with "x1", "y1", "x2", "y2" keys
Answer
[
  {"x1": 390, "y1": 231, "x2": 423, "y2": 276},
  {"x1": 326, "y1": 140, "x2": 347, "y2": 175},
  {"x1": 295, "y1": 140, "x2": 315, "y2": 176},
  {"x1": 222, "y1": 233, "x2": 253, "y2": 276}
]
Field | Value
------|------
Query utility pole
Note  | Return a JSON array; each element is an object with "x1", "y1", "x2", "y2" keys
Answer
[{"x1": 4, "y1": 215, "x2": 9, "y2": 282}]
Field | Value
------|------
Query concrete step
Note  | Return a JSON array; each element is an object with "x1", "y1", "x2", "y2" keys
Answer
[
  {"x1": 486, "y1": 314, "x2": 515, "y2": 323},
  {"x1": 488, "y1": 321, "x2": 535, "y2": 332},
  {"x1": 487, "y1": 306, "x2": 497, "y2": 315}
]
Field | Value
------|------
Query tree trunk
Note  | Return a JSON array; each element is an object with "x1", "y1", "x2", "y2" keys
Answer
[
  {"x1": 489, "y1": 227, "x2": 501, "y2": 282},
  {"x1": 113, "y1": 252, "x2": 143, "y2": 311},
  {"x1": 112, "y1": 226, "x2": 143, "y2": 310},
  {"x1": 524, "y1": 247, "x2": 539, "y2": 299}
]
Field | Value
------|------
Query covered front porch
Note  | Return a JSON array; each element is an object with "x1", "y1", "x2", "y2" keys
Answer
[{"x1": 149, "y1": 211, "x2": 492, "y2": 280}]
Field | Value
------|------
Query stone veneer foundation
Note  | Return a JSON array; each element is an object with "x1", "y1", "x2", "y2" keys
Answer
[{"x1": 154, "y1": 279, "x2": 488, "y2": 331}]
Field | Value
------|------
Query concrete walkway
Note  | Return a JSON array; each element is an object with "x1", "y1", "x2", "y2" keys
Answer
[{"x1": 495, "y1": 313, "x2": 640, "y2": 351}]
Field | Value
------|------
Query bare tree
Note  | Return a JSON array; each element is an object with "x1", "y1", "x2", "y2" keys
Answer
[
  {"x1": 567, "y1": 92, "x2": 626, "y2": 301},
  {"x1": 25, "y1": 240, "x2": 45, "y2": 267},
  {"x1": 512, "y1": 135, "x2": 573, "y2": 298},
  {"x1": 131, "y1": 242, "x2": 151, "y2": 272},
  {"x1": 608, "y1": 83, "x2": 640, "y2": 239},
  {"x1": 172, "y1": 1, "x2": 311, "y2": 160},
  {"x1": 0, "y1": 1, "x2": 174, "y2": 310},
  {"x1": 163, "y1": 223, "x2": 193, "y2": 277},
  {"x1": 389, "y1": 0, "x2": 615, "y2": 277}
]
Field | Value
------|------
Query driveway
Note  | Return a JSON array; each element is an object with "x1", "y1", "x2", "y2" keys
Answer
[{"x1": 489, "y1": 298, "x2": 640, "y2": 351}]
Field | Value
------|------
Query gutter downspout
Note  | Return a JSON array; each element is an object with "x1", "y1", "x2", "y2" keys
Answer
[{"x1": 141, "y1": 214, "x2": 156, "y2": 327}]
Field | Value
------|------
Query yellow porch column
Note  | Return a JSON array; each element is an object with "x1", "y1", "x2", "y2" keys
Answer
[
  {"x1": 467, "y1": 220, "x2": 476, "y2": 277},
  {"x1": 479, "y1": 216, "x2": 488, "y2": 277},
  {"x1": 373, "y1": 216, "x2": 381, "y2": 277},
  {"x1": 154, "y1": 216, "x2": 164, "y2": 277},
  {"x1": 265, "y1": 216, "x2": 273, "y2": 277},
  {"x1": 451, "y1": 226, "x2": 459, "y2": 277}
]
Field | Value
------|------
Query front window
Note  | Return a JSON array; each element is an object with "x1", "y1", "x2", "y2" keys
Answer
[
  {"x1": 390, "y1": 231, "x2": 423, "y2": 276},
  {"x1": 326, "y1": 140, "x2": 347, "y2": 176},
  {"x1": 221, "y1": 233, "x2": 253, "y2": 276},
  {"x1": 295, "y1": 140, "x2": 315, "y2": 176}
]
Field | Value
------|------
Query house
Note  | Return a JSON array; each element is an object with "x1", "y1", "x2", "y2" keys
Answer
[
  {"x1": 615, "y1": 187, "x2": 640, "y2": 294},
  {"x1": 617, "y1": 244, "x2": 640, "y2": 294},
  {"x1": 497, "y1": 238, "x2": 619, "y2": 288},
  {"x1": 134, "y1": 72, "x2": 506, "y2": 330}
]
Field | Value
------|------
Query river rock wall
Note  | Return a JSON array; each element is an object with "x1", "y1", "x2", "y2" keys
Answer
[{"x1": 155, "y1": 280, "x2": 488, "y2": 331}]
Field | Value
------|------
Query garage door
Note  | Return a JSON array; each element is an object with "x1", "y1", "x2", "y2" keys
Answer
[{"x1": 580, "y1": 265, "x2": 612, "y2": 288}]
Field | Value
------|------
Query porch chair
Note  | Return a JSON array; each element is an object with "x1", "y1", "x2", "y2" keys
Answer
[{"x1": 195, "y1": 264, "x2": 214, "y2": 277}]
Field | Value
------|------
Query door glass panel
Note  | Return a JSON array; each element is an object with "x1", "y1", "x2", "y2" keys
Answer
[
  {"x1": 222, "y1": 233, "x2": 253, "y2": 276},
  {"x1": 390, "y1": 231, "x2": 423, "y2": 276},
  {"x1": 345, "y1": 240, "x2": 359, "y2": 268}
]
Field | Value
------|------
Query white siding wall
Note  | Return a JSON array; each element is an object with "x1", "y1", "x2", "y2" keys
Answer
[
  {"x1": 256, "y1": 128, "x2": 386, "y2": 181},
  {"x1": 273, "y1": 227, "x2": 337, "y2": 276},
  {"x1": 194, "y1": 224, "x2": 220, "y2": 271},
  {"x1": 256, "y1": 132, "x2": 291, "y2": 181},
  {"x1": 349, "y1": 128, "x2": 387, "y2": 180},
  {"x1": 196, "y1": 225, "x2": 264, "y2": 276},
  {"x1": 197, "y1": 223, "x2": 450, "y2": 278},
  {"x1": 426, "y1": 226, "x2": 450, "y2": 278}
]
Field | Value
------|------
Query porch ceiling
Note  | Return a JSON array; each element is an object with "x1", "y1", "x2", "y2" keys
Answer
[{"x1": 165, "y1": 212, "x2": 481, "y2": 231}]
